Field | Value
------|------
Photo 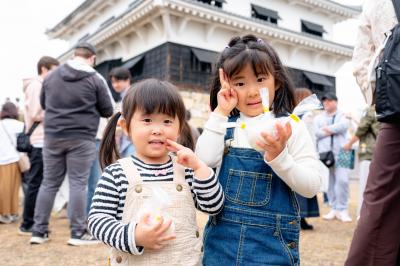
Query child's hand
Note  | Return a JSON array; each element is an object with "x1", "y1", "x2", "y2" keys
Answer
[
  {"x1": 135, "y1": 214, "x2": 176, "y2": 250},
  {"x1": 215, "y1": 68, "x2": 238, "y2": 117},
  {"x1": 166, "y1": 139, "x2": 211, "y2": 179},
  {"x1": 256, "y1": 122, "x2": 292, "y2": 162}
]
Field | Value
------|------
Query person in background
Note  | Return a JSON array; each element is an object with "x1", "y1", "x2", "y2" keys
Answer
[
  {"x1": 314, "y1": 93, "x2": 351, "y2": 222},
  {"x1": 294, "y1": 88, "x2": 320, "y2": 230},
  {"x1": 19, "y1": 56, "x2": 59, "y2": 235},
  {"x1": 31, "y1": 42, "x2": 114, "y2": 246},
  {"x1": 346, "y1": 1, "x2": 400, "y2": 264},
  {"x1": 343, "y1": 106, "x2": 379, "y2": 219},
  {"x1": 0, "y1": 102, "x2": 24, "y2": 224},
  {"x1": 109, "y1": 67, "x2": 135, "y2": 157}
]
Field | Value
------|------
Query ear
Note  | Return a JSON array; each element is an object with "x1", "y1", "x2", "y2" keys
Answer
[{"x1": 118, "y1": 117, "x2": 129, "y2": 136}]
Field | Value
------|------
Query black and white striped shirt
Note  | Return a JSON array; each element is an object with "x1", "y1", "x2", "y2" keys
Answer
[{"x1": 88, "y1": 156, "x2": 224, "y2": 254}]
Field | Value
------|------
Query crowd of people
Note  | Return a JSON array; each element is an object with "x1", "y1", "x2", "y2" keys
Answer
[{"x1": 0, "y1": 0, "x2": 399, "y2": 264}]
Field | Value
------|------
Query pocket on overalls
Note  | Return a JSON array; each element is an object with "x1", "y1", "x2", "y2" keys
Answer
[{"x1": 225, "y1": 169, "x2": 272, "y2": 206}]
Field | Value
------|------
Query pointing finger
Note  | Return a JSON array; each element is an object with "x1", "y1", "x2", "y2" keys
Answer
[{"x1": 166, "y1": 139, "x2": 186, "y2": 151}]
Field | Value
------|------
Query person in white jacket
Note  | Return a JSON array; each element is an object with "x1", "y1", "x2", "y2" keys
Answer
[{"x1": 346, "y1": 1, "x2": 400, "y2": 265}]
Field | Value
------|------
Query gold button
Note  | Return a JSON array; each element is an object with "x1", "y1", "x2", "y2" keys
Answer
[
  {"x1": 176, "y1": 184, "x2": 183, "y2": 192},
  {"x1": 288, "y1": 220, "x2": 297, "y2": 225},
  {"x1": 196, "y1": 231, "x2": 200, "y2": 238},
  {"x1": 116, "y1": 256, "x2": 122, "y2": 263},
  {"x1": 135, "y1": 185, "x2": 142, "y2": 193},
  {"x1": 287, "y1": 242, "x2": 297, "y2": 249}
]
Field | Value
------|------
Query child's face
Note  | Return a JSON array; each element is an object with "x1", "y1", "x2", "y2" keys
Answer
[
  {"x1": 229, "y1": 63, "x2": 275, "y2": 117},
  {"x1": 128, "y1": 110, "x2": 180, "y2": 164},
  {"x1": 111, "y1": 77, "x2": 130, "y2": 93}
]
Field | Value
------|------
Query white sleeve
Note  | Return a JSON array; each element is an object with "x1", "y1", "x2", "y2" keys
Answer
[
  {"x1": 265, "y1": 120, "x2": 322, "y2": 198},
  {"x1": 195, "y1": 112, "x2": 228, "y2": 168}
]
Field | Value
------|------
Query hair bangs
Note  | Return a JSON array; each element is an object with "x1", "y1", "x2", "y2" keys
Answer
[{"x1": 223, "y1": 49, "x2": 275, "y2": 78}]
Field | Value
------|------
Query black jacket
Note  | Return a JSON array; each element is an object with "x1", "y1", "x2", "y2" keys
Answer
[{"x1": 40, "y1": 60, "x2": 114, "y2": 140}]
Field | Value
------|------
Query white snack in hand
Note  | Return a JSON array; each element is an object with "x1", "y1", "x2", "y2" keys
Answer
[
  {"x1": 136, "y1": 187, "x2": 175, "y2": 235},
  {"x1": 244, "y1": 115, "x2": 287, "y2": 151}
]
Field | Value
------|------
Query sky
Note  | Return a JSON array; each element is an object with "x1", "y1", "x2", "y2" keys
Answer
[{"x1": 0, "y1": 0, "x2": 365, "y2": 115}]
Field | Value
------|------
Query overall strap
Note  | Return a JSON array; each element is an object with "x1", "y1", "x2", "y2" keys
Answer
[
  {"x1": 171, "y1": 156, "x2": 186, "y2": 184},
  {"x1": 118, "y1": 158, "x2": 142, "y2": 185},
  {"x1": 392, "y1": 0, "x2": 400, "y2": 22},
  {"x1": 225, "y1": 115, "x2": 239, "y2": 141}
]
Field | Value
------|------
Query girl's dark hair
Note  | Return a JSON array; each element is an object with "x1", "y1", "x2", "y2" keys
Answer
[
  {"x1": 109, "y1": 67, "x2": 132, "y2": 81},
  {"x1": 210, "y1": 34, "x2": 296, "y2": 116},
  {"x1": 1, "y1": 102, "x2": 19, "y2": 120},
  {"x1": 100, "y1": 78, "x2": 191, "y2": 169}
]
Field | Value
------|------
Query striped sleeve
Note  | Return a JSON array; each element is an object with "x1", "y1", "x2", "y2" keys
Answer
[
  {"x1": 88, "y1": 163, "x2": 143, "y2": 255},
  {"x1": 186, "y1": 167, "x2": 224, "y2": 215}
]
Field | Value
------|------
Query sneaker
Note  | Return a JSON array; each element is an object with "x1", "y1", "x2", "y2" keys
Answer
[
  {"x1": 18, "y1": 226, "x2": 33, "y2": 236},
  {"x1": 322, "y1": 209, "x2": 337, "y2": 220},
  {"x1": 67, "y1": 231, "x2": 100, "y2": 246},
  {"x1": 30, "y1": 232, "x2": 49, "y2": 244},
  {"x1": 336, "y1": 210, "x2": 352, "y2": 223},
  {"x1": 9, "y1": 214, "x2": 19, "y2": 223},
  {"x1": 0, "y1": 215, "x2": 11, "y2": 224}
]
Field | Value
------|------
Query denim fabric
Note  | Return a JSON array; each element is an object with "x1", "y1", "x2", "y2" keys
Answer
[
  {"x1": 203, "y1": 116, "x2": 300, "y2": 266},
  {"x1": 86, "y1": 139, "x2": 101, "y2": 215}
]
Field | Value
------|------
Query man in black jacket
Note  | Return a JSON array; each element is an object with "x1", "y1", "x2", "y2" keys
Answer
[{"x1": 30, "y1": 43, "x2": 114, "y2": 246}]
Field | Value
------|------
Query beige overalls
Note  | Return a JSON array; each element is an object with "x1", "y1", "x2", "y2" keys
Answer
[{"x1": 109, "y1": 157, "x2": 203, "y2": 266}]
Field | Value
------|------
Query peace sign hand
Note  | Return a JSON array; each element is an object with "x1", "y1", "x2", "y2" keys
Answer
[{"x1": 215, "y1": 68, "x2": 238, "y2": 117}]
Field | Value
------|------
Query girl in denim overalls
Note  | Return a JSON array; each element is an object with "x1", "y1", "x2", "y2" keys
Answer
[
  {"x1": 88, "y1": 79, "x2": 224, "y2": 265},
  {"x1": 196, "y1": 35, "x2": 322, "y2": 265}
]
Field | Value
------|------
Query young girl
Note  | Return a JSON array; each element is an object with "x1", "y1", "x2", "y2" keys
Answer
[
  {"x1": 196, "y1": 35, "x2": 321, "y2": 265},
  {"x1": 88, "y1": 79, "x2": 224, "y2": 265}
]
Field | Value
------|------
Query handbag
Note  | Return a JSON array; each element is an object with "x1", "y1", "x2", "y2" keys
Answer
[
  {"x1": 337, "y1": 149, "x2": 355, "y2": 169},
  {"x1": 319, "y1": 150, "x2": 335, "y2": 168},
  {"x1": 1, "y1": 121, "x2": 31, "y2": 173},
  {"x1": 16, "y1": 121, "x2": 40, "y2": 152},
  {"x1": 318, "y1": 115, "x2": 336, "y2": 168}
]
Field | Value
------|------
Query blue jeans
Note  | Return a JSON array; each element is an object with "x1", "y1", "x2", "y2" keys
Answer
[
  {"x1": 33, "y1": 137, "x2": 95, "y2": 235},
  {"x1": 120, "y1": 143, "x2": 135, "y2": 158},
  {"x1": 86, "y1": 139, "x2": 101, "y2": 214},
  {"x1": 203, "y1": 116, "x2": 300, "y2": 266}
]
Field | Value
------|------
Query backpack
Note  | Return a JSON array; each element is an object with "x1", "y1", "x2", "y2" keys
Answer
[{"x1": 375, "y1": 0, "x2": 400, "y2": 123}]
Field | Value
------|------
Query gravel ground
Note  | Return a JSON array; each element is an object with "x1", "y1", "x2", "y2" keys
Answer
[{"x1": 0, "y1": 181, "x2": 359, "y2": 266}]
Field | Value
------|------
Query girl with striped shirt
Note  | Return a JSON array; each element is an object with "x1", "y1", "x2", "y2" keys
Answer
[{"x1": 88, "y1": 79, "x2": 223, "y2": 266}]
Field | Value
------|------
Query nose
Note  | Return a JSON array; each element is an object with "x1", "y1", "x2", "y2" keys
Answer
[
  {"x1": 151, "y1": 125, "x2": 163, "y2": 135},
  {"x1": 248, "y1": 84, "x2": 260, "y2": 97}
]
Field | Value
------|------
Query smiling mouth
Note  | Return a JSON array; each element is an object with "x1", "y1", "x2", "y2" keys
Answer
[
  {"x1": 149, "y1": 140, "x2": 165, "y2": 145},
  {"x1": 247, "y1": 101, "x2": 261, "y2": 106}
]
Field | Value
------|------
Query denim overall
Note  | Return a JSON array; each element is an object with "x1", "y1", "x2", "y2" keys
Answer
[{"x1": 203, "y1": 116, "x2": 300, "y2": 266}]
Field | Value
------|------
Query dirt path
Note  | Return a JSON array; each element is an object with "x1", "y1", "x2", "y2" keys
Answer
[{"x1": 0, "y1": 181, "x2": 359, "y2": 266}]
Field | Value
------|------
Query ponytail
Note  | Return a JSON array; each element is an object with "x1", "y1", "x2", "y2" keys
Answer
[
  {"x1": 177, "y1": 120, "x2": 195, "y2": 151},
  {"x1": 100, "y1": 112, "x2": 122, "y2": 169}
]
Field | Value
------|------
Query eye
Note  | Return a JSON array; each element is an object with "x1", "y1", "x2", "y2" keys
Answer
[
  {"x1": 257, "y1": 76, "x2": 267, "y2": 82},
  {"x1": 164, "y1": 119, "x2": 173, "y2": 125},
  {"x1": 234, "y1": 82, "x2": 245, "y2": 87},
  {"x1": 142, "y1": 118, "x2": 152, "y2": 123}
]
